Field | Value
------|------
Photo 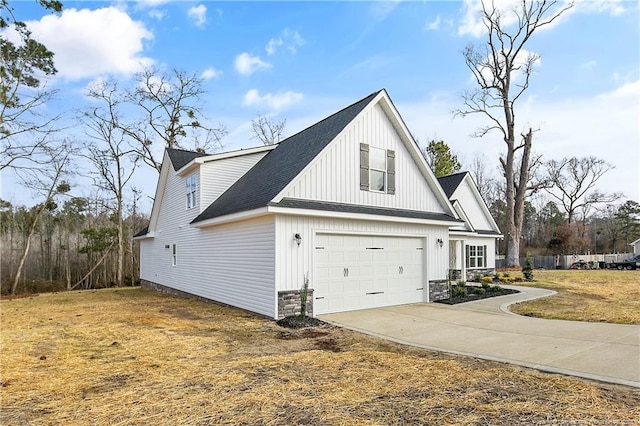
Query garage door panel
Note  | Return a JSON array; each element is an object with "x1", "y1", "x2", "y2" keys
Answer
[{"x1": 314, "y1": 233, "x2": 425, "y2": 315}]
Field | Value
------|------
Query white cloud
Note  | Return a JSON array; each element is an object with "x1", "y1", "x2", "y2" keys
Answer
[
  {"x1": 425, "y1": 15, "x2": 442, "y2": 31},
  {"x1": 234, "y1": 53, "x2": 272, "y2": 76},
  {"x1": 148, "y1": 9, "x2": 166, "y2": 20},
  {"x1": 575, "y1": 0, "x2": 626, "y2": 16},
  {"x1": 266, "y1": 37, "x2": 283, "y2": 56},
  {"x1": 25, "y1": 7, "x2": 153, "y2": 80},
  {"x1": 243, "y1": 89, "x2": 303, "y2": 111},
  {"x1": 265, "y1": 29, "x2": 305, "y2": 56},
  {"x1": 188, "y1": 4, "x2": 207, "y2": 27},
  {"x1": 201, "y1": 67, "x2": 222, "y2": 80},
  {"x1": 580, "y1": 60, "x2": 597, "y2": 70}
]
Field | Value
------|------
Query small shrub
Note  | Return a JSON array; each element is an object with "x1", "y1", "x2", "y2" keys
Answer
[
  {"x1": 522, "y1": 254, "x2": 534, "y2": 281},
  {"x1": 451, "y1": 281, "x2": 467, "y2": 298},
  {"x1": 513, "y1": 275, "x2": 523, "y2": 282},
  {"x1": 481, "y1": 277, "x2": 493, "y2": 286},
  {"x1": 502, "y1": 272, "x2": 510, "y2": 278},
  {"x1": 473, "y1": 273, "x2": 482, "y2": 282},
  {"x1": 475, "y1": 287, "x2": 486, "y2": 295},
  {"x1": 489, "y1": 285, "x2": 504, "y2": 293}
]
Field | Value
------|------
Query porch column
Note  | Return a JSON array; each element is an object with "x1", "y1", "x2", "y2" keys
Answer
[{"x1": 460, "y1": 239, "x2": 466, "y2": 282}]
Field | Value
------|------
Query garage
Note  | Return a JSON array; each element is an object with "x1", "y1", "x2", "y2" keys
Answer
[{"x1": 313, "y1": 233, "x2": 426, "y2": 314}]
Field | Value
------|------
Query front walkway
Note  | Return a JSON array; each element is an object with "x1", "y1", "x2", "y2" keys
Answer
[{"x1": 319, "y1": 285, "x2": 640, "y2": 387}]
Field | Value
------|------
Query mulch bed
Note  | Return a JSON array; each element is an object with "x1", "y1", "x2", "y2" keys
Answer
[
  {"x1": 436, "y1": 286, "x2": 519, "y2": 305},
  {"x1": 276, "y1": 315, "x2": 326, "y2": 329}
]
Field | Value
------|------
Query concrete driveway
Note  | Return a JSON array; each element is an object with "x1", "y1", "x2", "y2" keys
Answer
[{"x1": 319, "y1": 285, "x2": 640, "y2": 387}]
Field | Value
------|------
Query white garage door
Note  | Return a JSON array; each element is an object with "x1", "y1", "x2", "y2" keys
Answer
[{"x1": 313, "y1": 233, "x2": 425, "y2": 315}]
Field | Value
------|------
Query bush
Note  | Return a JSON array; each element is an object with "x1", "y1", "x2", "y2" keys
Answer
[
  {"x1": 481, "y1": 276, "x2": 493, "y2": 286},
  {"x1": 451, "y1": 281, "x2": 467, "y2": 298},
  {"x1": 473, "y1": 273, "x2": 482, "y2": 282},
  {"x1": 522, "y1": 254, "x2": 534, "y2": 281}
]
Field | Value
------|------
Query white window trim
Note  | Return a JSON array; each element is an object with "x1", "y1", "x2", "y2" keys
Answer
[{"x1": 466, "y1": 244, "x2": 487, "y2": 269}]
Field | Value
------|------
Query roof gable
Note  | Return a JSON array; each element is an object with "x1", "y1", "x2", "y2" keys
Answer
[
  {"x1": 192, "y1": 90, "x2": 380, "y2": 223},
  {"x1": 167, "y1": 148, "x2": 208, "y2": 171},
  {"x1": 437, "y1": 172, "x2": 467, "y2": 198},
  {"x1": 439, "y1": 172, "x2": 501, "y2": 234}
]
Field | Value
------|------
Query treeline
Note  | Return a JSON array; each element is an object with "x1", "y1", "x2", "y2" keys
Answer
[
  {"x1": 0, "y1": 197, "x2": 147, "y2": 295},
  {"x1": 489, "y1": 199, "x2": 640, "y2": 256}
]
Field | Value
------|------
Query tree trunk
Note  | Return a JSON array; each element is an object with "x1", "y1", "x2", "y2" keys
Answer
[{"x1": 11, "y1": 206, "x2": 46, "y2": 295}]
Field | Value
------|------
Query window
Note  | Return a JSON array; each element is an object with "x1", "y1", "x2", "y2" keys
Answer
[
  {"x1": 172, "y1": 244, "x2": 177, "y2": 266},
  {"x1": 466, "y1": 245, "x2": 487, "y2": 268},
  {"x1": 186, "y1": 173, "x2": 197, "y2": 209},
  {"x1": 369, "y1": 147, "x2": 386, "y2": 192},
  {"x1": 359, "y1": 143, "x2": 395, "y2": 194}
]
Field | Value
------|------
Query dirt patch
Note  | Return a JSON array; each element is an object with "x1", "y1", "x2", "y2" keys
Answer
[{"x1": 276, "y1": 315, "x2": 325, "y2": 329}]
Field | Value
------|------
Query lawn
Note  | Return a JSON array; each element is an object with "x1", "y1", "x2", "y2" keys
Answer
[
  {"x1": 510, "y1": 269, "x2": 640, "y2": 324},
  {"x1": 1, "y1": 288, "x2": 638, "y2": 425}
]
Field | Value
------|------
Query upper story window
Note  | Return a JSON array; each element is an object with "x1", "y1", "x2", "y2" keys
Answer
[
  {"x1": 186, "y1": 173, "x2": 197, "y2": 209},
  {"x1": 360, "y1": 143, "x2": 395, "y2": 194}
]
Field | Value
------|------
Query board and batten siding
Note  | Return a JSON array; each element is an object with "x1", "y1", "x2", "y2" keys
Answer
[
  {"x1": 280, "y1": 103, "x2": 445, "y2": 213},
  {"x1": 455, "y1": 181, "x2": 495, "y2": 231},
  {"x1": 275, "y1": 214, "x2": 449, "y2": 295},
  {"x1": 199, "y1": 151, "x2": 269, "y2": 211},
  {"x1": 140, "y1": 162, "x2": 276, "y2": 318}
]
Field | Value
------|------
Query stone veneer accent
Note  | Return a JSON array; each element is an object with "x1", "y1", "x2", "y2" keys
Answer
[
  {"x1": 277, "y1": 289, "x2": 314, "y2": 319},
  {"x1": 465, "y1": 268, "x2": 495, "y2": 282},
  {"x1": 428, "y1": 280, "x2": 449, "y2": 301}
]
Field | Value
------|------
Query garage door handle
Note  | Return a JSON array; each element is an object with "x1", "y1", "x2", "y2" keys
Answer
[
  {"x1": 399, "y1": 266, "x2": 404, "y2": 274},
  {"x1": 315, "y1": 297, "x2": 325, "y2": 300},
  {"x1": 366, "y1": 291, "x2": 384, "y2": 295},
  {"x1": 344, "y1": 267, "x2": 349, "y2": 277}
]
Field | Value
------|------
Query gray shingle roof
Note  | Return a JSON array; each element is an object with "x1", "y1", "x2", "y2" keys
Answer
[
  {"x1": 133, "y1": 225, "x2": 149, "y2": 238},
  {"x1": 437, "y1": 172, "x2": 467, "y2": 198},
  {"x1": 271, "y1": 198, "x2": 461, "y2": 222},
  {"x1": 191, "y1": 90, "x2": 381, "y2": 224},
  {"x1": 167, "y1": 148, "x2": 208, "y2": 171}
]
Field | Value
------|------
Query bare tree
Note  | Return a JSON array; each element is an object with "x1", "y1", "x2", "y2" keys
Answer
[
  {"x1": 545, "y1": 156, "x2": 619, "y2": 223},
  {"x1": 119, "y1": 66, "x2": 227, "y2": 172},
  {"x1": 10, "y1": 142, "x2": 71, "y2": 295},
  {"x1": 251, "y1": 115, "x2": 286, "y2": 145},
  {"x1": 82, "y1": 79, "x2": 139, "y2": 287},
  {"x1": 0, "y1": 0, "x2": 64, "y2": 171},
  {"x1": 466, "y1": 152, "x2": 500, "y2": 204},
  {"x1": 454, "y1": 0, "x2": 573, "y2": 266}
]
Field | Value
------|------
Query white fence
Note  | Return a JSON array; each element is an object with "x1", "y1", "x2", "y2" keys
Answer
[{"x1": 496, "y1": 253, "x2": 635, "y2": 269}]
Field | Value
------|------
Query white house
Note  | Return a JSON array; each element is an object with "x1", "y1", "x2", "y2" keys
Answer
[
  {"x1": 437, "y1": 172, "x2": 502, "y2": 281},
  {"x1": 630, "y1": 238, "x2": 640, "y2": 254},
  {"x1": 135, "y1": 89, "x2": 468, "y2": 319}
]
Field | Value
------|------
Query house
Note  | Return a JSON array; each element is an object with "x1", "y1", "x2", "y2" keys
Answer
[
  {"x1": 630, "y1": 238, "x2": 640, "y2": 254},
  {"x1": 134, "y1": 89, "x2": 465, "y2": 319},
  {"x1": 438, "y1": 172, "x2": 502, "y2": 281}
]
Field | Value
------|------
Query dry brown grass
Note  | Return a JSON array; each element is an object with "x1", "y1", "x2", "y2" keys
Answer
[
  {"x1": 1, "y1": 288, "x2": 638, "y2": 425},
  {"x1": 510, "y1": 269, "x2": 640, "y2": 324}
]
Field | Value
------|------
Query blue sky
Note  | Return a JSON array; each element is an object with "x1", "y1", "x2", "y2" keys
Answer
[{"x1": 2, "y1": 0, "x2": 639, "y2": 213}]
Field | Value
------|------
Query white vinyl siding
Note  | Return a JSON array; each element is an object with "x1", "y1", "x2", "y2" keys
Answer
[
  {"x1": 279, "y1": 103, "x2": 445, "y2": 213},
  {"x1": 275, "y1": 214, "x2": 449, "y2": 298},
  {"x1": 139, "y1": 162, "x2": 276, "y2": 318},
  {"x1": 199, "y1": 151, "x2": 269, "y2": 211}
]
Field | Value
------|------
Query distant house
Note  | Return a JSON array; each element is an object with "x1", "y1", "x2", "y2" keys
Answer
[
  {"x1": 438, "y1": 172, "x2": 502, "y2": 281},
  {"x1": 630, "y1": 238, "x2": 640, "y2": 254},
  {"x1": 135, "y1": 89, "x2": 472, "y2": 319}
]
